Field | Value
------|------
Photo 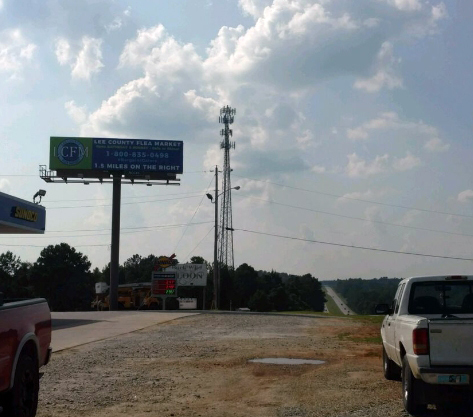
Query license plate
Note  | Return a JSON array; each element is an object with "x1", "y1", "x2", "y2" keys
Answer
[{"x1": 437, "y1": 374, "x2": 469, "y2": 384}]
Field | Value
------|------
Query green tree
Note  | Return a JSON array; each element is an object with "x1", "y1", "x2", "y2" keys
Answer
[
  {"x1": 232, "y1": 263, "x2": 258, "y2": 309},
  {"x1": 123, "y1": 254, "x2": 143, "y2": 283},
  {"x1": 257, "y1": 270, "x2": 282, "y2": 293},
  {"x1": 284, "y1": 274, "x2": 325, "y2": 311},
  {"x1": 248, "y1": 290, "x2": 272, "y2": 312},
  {"x1": 269, "y1": 285, "x2": 290, "y2": 311},
  {"x1": 91, "y1": 267, "x2": 103, "y2": 283},
  {"x1": 190, "y1": 256, "x2": 205, "y2": 264},
  {"x1": 0, "y1": 251, "x2": 32, "y2": 298},
  {"x1": 30, "y1": 243, "x2": 94, "y2": 311}
]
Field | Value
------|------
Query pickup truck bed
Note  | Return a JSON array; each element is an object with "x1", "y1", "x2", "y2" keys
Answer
[
  {"x1": 379, "y1": 275, "x2": 473, "y2": 416},
  {"x1": 0, "y1": 297, "x2": 52, "y2": 417}
]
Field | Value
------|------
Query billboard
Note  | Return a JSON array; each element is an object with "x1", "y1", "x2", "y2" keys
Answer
[
  {"x1": 166, "y1": 263, "x2": 207, "y2": 286},
  {"x1": 0, "y1": 192, "x2": 46, "y2": 234},
  {"x1": 50, "y1": 137, "x2": 183, "y2": 176}
]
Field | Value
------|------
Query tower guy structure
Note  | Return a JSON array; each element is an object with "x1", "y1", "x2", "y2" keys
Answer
[{"x1": 218, "y1": 105, "x2": 236, "y2": 270}]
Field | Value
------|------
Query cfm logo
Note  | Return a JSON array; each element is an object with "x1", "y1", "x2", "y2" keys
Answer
[{"x1": 55, "y1": 139, "x2": 88, "y2": 166}]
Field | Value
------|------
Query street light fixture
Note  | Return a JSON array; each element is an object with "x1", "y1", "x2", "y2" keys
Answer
[
  {"x1": 207, "y1": 166, "x2": 240, "y2": 310},
  {"x1": 33, "y1": 189, "x2": 46, "y2": 204}
]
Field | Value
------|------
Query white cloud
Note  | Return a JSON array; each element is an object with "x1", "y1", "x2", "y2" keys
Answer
[
  {"x1": 65, "y1": 100, "x2": 88, "y2": 124},
  {"x1": 364, "y1": 206, "x2": 388, "y2": 234},
  {"x1": 346, "y1": 112, "x2": 446, "y2": 152},
  {"x1": 105, "y1": 7, "x2": 131, "y2": 33},
  {"x1": 384, "y1": 0, "x2": 422, "y2": 12},
  {"x1": 296, "y1": 130, "x2": 315, "y2": 149},
  {"x1": 55, "y1": 38, "x2": 71, "y2": 65},
  {"x1": 55, "y1": 36, "x2": 104, "y2": 80},
  {"x1": 203, "y1": 145, "x2": 223, "y2": 171},
  {"x1": 432, "y1": 3, "x2": 448, "y2": 22},
  {"x1": 71, "y1": 37, "x2": 104, "y2": 80},
  {"x1": 0, "y1": 178, "x2": 11, "y2": 193},
  {"x1": 75, "y1": 1, "x2": 449, "y2": 178},
  {"x1": 346, "y1": 127, "x2": 369, "y2": 140},
  {"x1": 354, "y1": 42, "x2": 403, "y2": 93},
  {"x1": 119, "y1": 25, "x2": 167, "y2": 67},
  {"x1": 346, "y1": 153, "x2": 389, "y2": 177},
  {"x1": 184, "y1": 90, "x2": 220, "y2": 122},
  {"x1": 0, "y1": 29, "x2": 36, "y2": 77},
  {"x1": 458, "y1": 190, "x2": 473, "y2": 203},
  {"x1": 424, "y1": 137, "x2": 450, "y2": 152},
  {"x1": 392, "y1": 152, "x2": 421, "y2": 171},
  {"x1": 338, "y1": 188, "x2": 390, "y2": 203},
  {"x1": 238, "y1": 0, "x2": 271, "y2": 18},
  {"x1": 363, "y1": 18, "x2": 380, "y2": 27},
  {"x1": 311, "y1": 165, "x2": 326, "y2": 174}
]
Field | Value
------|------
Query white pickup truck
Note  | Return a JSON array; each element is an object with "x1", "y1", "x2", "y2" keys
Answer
[{"x1": 377, "y1": 275, "x2": 473, "y2": 416}]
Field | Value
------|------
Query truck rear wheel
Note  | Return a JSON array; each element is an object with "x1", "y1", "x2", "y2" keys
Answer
[
  {"x1": 5, "y1": 353, "x2": 39, "y2": 417},
  {"x1": 402, "y1": 356, "x2": 427, "y2": 416},
  {"x1": 383, "y1": 346, "x2": 401, "y2": 380}
]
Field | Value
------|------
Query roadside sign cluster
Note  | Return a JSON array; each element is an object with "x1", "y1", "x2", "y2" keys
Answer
[{"x1": 151, "y1": 263, "x2": 208, "y2": 298}]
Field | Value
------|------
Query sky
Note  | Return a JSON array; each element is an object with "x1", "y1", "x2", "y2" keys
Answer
[{"x1": 0, "y1": 0, "x2": 472, "y2": 280}]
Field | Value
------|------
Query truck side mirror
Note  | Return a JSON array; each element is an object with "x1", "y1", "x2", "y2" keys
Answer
[{"x1": 375, "y1": 303, "x2": 390, "y2": 315}]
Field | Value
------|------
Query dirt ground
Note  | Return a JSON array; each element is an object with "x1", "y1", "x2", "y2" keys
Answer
[{"x1": 37, "y1": 313, "x2": 407, "y2": 417}]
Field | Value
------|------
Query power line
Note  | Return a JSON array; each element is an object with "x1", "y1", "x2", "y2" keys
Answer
[
  {"x1": 183, "y1": 226, "x2": 214, "y2": 262},
  {"x1": 46, "y1": 220, "x2": 213, "y2": 233},
  {"x1": 0, "y1": 171, "x2": 209, "y2": 177},
  {"x1": 45, "y1": 190, "x2": 207, "y2": 203},
  {"x1": 0, "y1": 243, "x2": 110, "y2": 248},
  {"x1": 173, "y1": 176, "x2": 214, "y2": 253},
  {"x1": 47, "y1": 194, "x2": 202, "y2": 209},
  {"x1": 234, "y1": 194, "x2": 473, "y2": 239},
  {"x1": 232, "y1": 228, "x2": 473, "y2": 262},
  {"x1": 0, "y1": 221, "x2": 214, "y2": 239},
  {"x1": 233, "y1": 174, "x2": 473, "y2": 220}
]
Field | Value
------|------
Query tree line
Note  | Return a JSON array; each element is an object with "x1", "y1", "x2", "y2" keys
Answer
[
  {"x1": 0, "y1": 244, "x2": 326, "y2": 312},
  {"x1": 325, "y1": 277, "x2": 401, "y2": 314}
]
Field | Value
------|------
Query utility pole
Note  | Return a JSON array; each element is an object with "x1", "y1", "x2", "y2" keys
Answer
[
  {"x1": 109, "y1": 173, "x2": 121, "y2": 310},
  {"x1": 213, "y1": 166, "x2": 219, "y2": 310}
]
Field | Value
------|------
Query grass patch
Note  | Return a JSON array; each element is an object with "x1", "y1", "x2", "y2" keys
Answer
[
  {"x1": 276, "y1": 310, "x2": 326, "y2": 315},
  {"x1": 348, "y1": 315, "x2": 385, "y2": 325},
  {"x1": 337, "y1": 332, "x2": 382, "y2": 345}
]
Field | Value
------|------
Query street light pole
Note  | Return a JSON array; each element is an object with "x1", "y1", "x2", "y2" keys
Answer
[
  {"x1": 213, "y1": 166, "x2": 219, "y2": 310},
  {"x1": 206, "y1": 175, "x2": 240, "y2": 310}
]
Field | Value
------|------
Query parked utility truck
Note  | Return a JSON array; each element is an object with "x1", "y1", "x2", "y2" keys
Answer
[{"x1": 378, "y1": 275, "x2": 473, "y2": 415}]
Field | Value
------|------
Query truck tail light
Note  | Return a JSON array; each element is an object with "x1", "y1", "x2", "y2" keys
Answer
[{"x1": 413, "y1": 328, "x2": 429, "y2": 355}]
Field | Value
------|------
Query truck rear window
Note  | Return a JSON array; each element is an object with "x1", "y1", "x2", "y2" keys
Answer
[{"x1": 409, "y1": 282, "x2": 473, "y2": 315}]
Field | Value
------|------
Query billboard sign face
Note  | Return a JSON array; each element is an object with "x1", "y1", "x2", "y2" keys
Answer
[
  {"x1": 50, "y1": 137, "x2": 183, "y2": 175},
  {"x1": 166, "y1": 264, "x2": 207, "y2": 286}
]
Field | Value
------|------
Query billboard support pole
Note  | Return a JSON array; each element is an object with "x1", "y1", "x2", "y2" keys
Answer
[{"x1": 109, "y1": 173, "x2": 122, "y2": 311}]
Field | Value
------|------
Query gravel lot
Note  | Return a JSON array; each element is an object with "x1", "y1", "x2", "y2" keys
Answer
[{"x1": 37, "y1": 313, "x2": 411, "y2": 417}]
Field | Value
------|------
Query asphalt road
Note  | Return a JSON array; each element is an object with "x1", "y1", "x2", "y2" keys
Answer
[
  {"x1": 324, "y1": 285, "x2": 356, "y2": 315},
  {"x1": 51, "y1": 311, "x2": 197, "y2": 351}
]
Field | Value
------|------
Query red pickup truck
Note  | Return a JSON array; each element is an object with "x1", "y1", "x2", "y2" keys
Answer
[{"x1": 0, "y1": 295, "x2": 52, "y2": 417}]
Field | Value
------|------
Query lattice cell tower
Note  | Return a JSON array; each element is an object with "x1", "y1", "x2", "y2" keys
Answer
[{"x1": 218, "y1": 105, "x2": 236, "y2": 269}]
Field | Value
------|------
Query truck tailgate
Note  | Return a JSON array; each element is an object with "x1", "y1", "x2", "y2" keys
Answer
[{"x1": 429, "y1": 319, "x2": 473, "y2": 366}]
